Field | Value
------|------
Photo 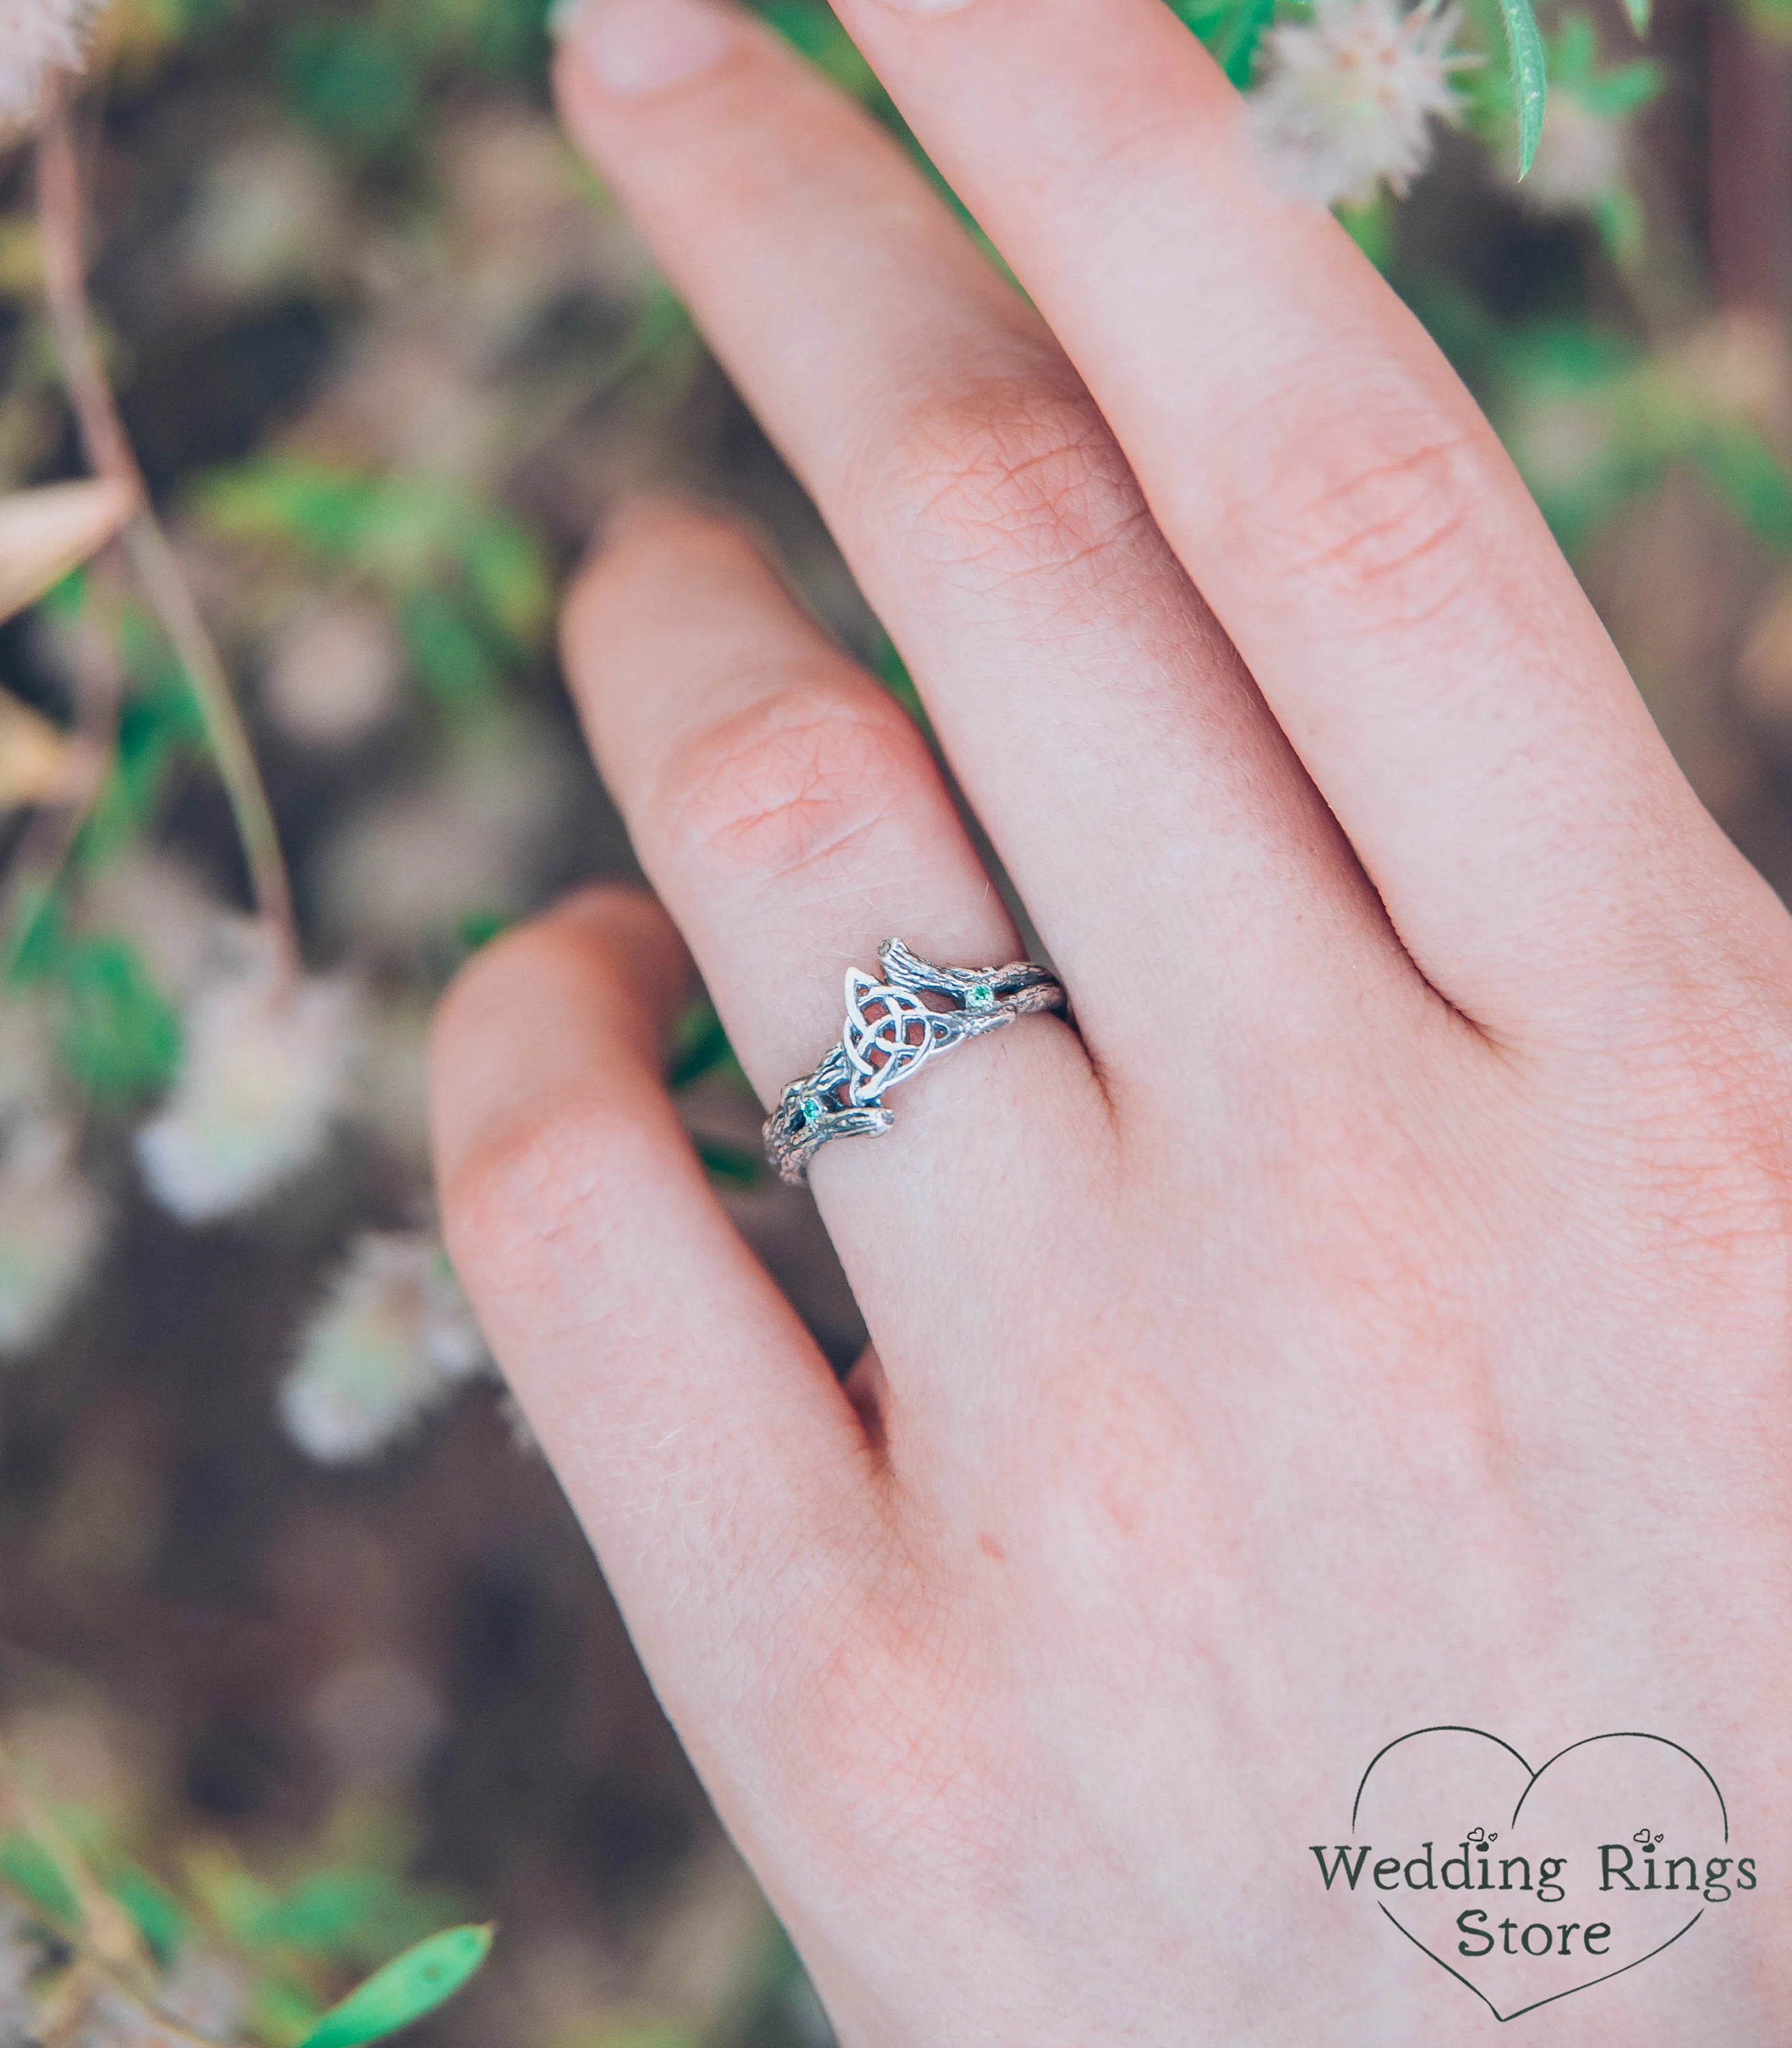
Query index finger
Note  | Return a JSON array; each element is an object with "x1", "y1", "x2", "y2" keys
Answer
[{"x1": 826, "y1": 0, "x2": 1740, "y2": 1036}]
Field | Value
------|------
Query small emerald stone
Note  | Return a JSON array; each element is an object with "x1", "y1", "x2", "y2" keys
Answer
[
  {"x1": 799, "y1": 1096, "x2": 825, "y2": 1127},
  {"x1": 968, "y1": 983, "x2": 995, "y2": 1008}
]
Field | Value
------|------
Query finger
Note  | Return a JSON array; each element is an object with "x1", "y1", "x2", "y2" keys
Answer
[
  {"x1": 430, "y1": 885, "x2": 884, "y2": 1718},
  {"x1": 560, "y1": 500, "x2": 1108, "y2": 1382},
  {"x1": 816, "y1": 0, "x2": 1735, "y2": 1036},
  {"x1": 551, "y1": 0, "x2": 1419, "y2": 1074}
]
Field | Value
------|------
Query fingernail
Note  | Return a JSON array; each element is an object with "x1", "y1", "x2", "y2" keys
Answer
[{"x1": 553, "y1": 0, "x2": 739, "y2": 96}]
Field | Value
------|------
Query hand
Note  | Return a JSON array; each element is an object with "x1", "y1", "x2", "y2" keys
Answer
[{"x1": 428, "y1": 0, "x2": 1792, "y2": 2039}]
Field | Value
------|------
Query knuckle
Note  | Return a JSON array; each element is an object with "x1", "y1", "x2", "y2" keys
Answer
[
  {"x1": 866, "y1": 367, "x2": 1154, "y2": 599},
  {"x1": 653, "y1": 674, "x2": 920, "y2": 887},
  {"x1": 1213, "y1": 380, "x2": 1486, "y2": 628},
  {"x1": 439, "y1": 1087, "x2": 636, "y2": 1295}
]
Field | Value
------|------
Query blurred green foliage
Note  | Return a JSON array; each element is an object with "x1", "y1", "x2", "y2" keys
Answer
[
  {"x1": 0, "y1": 1804, "x2": 489, "y2": 2048},
  {"x1": 281, "y1": 0, "x2": 553, "y2": 151},
  {"x1": 197, "y1": 461, "x2": 551, "y2": 719}
]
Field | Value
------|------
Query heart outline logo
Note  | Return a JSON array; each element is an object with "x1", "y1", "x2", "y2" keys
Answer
[{"x1": 1351, "y1": 1727, "x2": 1729, "y2": 2023}]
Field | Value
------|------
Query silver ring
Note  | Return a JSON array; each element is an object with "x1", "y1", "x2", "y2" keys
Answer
[{"x1": 764, "y1": 939, "x2": 1067, "y2": 1185}]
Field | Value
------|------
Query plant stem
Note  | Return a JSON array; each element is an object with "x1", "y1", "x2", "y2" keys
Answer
[
  {"x1": 0, "y1": 574, "x2": 122, "y2": 980},
  {"x1": 33, "y1": 80, "x2": 298, "y2": 971}
]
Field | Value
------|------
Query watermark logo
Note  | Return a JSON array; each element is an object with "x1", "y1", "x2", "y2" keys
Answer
[{"x1": 1311, "y1": 1727, "x2": 1753, "y2": 2021}]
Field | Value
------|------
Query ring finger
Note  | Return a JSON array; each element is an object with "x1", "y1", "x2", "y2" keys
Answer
[{"x1": 563, "y1": 500, "x2": 1109, "y2": 1405}]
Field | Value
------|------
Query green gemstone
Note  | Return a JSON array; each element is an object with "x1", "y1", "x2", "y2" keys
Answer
[
  {"x1": 799, "y1": 1096, "x2": 825, "y2": 1126},
  {"x1": 968, "y1": 983, "x2": 995, "y2": 1008}
]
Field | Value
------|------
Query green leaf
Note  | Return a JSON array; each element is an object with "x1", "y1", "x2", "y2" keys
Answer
[
  {"x1": 109, "y1": 1864, "x2": 188, "y2": 1965},
  {"x1": 294, "y1": 1924, "x2": 494, "y2": 2048},
  {"x1": 251, "y1": 1872, "x2": 402, "y2": 1954},
  {"x1": 54, "y1": 936, "x2": 183, "y2": 1102},
  {"x1": 199, "y1": 461, "x2": 378, "y2": 558},
  {"x1": 1163, "y1": 0, "x2": 1234, "y2": 36},
  {"x1": 245, "y1": 1868, "x2": 469, "y2": 1969},
  {"x1": 696, "y1": 1137, "x2": 763, "y2": 1189},
  {"x1": 281, "y1": 23, "x2": 421, "y2": 150},
  {"x1": 460, "y1": 522, "x2": 551, "y2": 649},
  {"x1": 1694, "y1": 426, "x2": 1792, "y2": 550},
  {"x1": 79, "y1": 651, "x2": 203, "y2": 867},
  {"x1": 1499, "y1": 0, "x2": 1549, "y2": 177},
  {"x1": 4, "y1": 883, "x2": 66, "y2": 989},
  {"x1": 1580, "y1": 58, "x2": 1663, "y2": 116},
  {"x1": 1590, "y1": 183, "x2": 1645, "y2": 266},
  {"x1": 758, "y1": 2, "x2": 881, "y2": 100},
  {"x1": 872, "y1": 639, "x2": 933, "y2": 741},
  {"x1": 1337, "y1": 192, "x2": 1395, "y2": 270},
  {"x1": 627, "y1": 276, "x2": 696, "y2": 366},
  {"x1": 667, "y1": 1002, "x2": 734, "y2": 1091},
  {"x1": 384, "y1": 0, "x2": 545, "y2": 74},
  {"x1": 397, "y1": 589, "x2": 498, "y2": 712},
  {"x1": 0, "y1": 1832, "x2": 82, "y2": 1929},
  {"x1": 1217, "y1": 0, "x2": 1277, "y2": 87},
  {"x1": 455, "y1": 909, "x2": 513, "y2": 958}
]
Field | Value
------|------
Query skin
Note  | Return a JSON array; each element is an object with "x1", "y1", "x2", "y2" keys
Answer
[{"x1": 428, "y1": 0, "x2": 1792, "y2": 2038}]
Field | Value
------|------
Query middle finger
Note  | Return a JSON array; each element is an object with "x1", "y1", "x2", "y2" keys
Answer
[{"x1": 552, "y1": 0, "x2": 1423, "y2": 1086}]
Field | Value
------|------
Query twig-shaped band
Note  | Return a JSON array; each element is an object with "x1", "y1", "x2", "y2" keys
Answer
[{"x1": 763, "y1": 939, "x2": 1066, "y2": 1186}]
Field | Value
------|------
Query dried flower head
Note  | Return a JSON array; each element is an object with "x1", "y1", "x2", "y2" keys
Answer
[
  {"x1": 1249, "y1": 0, "x2": 1470, "y2": 210},
  {"x1": 136, "y1": 922, "x2": 360, "y2": 1223},
  {"x1": 0, "y1": 1118, "x2": 105, "y2": 1356},
  {"x1": 279, "y1": 1232, "x2": 487, "y2": 1464},
  {"x1": 0, "y1": 0, "x2": 109, "y2": 124}
]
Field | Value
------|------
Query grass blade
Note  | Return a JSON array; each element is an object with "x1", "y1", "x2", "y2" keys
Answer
[
  {"x1": 1500, "y1": 0, "x2": 1549, "y2": 177},
  {"x1": 295, "y1": 1925, "x2": 494, "y2": 2048}
]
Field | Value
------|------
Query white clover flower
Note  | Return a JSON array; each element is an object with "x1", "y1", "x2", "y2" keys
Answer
[
  {"x1": 0, "y1": 0, "x2": 108, "y2": 124},
  {"x1": 0, "y1": 1119, "x2": 106, "y2": 1357},
  {"x1": 1249, "y1": 0, "x2": 1470, "y2": 210},
  {"x1": 136, "y1": 923, "x2": 360, "y2": 1224},
  {"x1": 278, "y1": 1232, "x2": 488, "y2": 1464}
]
